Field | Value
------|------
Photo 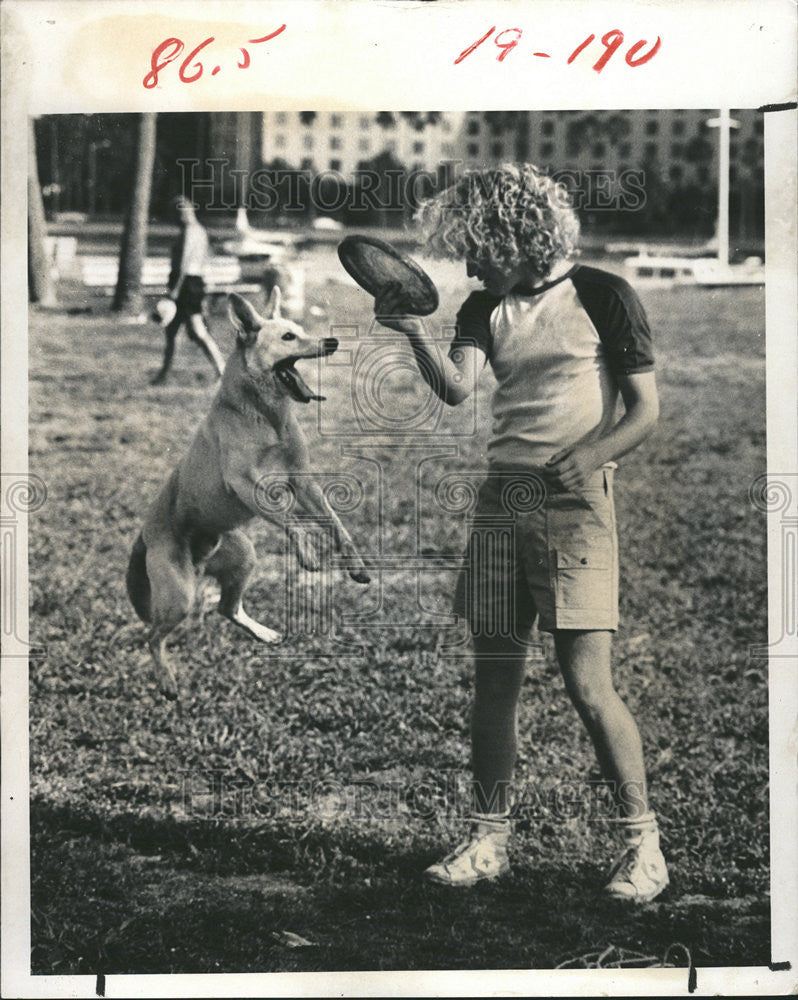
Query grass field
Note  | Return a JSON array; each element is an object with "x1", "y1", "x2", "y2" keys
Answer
[{"x1": 27, "y1": 254, "x2": 769, "y2": 974}]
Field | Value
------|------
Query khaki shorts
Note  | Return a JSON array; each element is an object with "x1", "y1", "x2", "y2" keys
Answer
[{"x1": 453, "y1": 464, "x2": 619, "y2": 636}]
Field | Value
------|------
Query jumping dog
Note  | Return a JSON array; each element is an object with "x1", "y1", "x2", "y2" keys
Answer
[{"x1": 127, "y1": 289, "x2": 370, "y2": 698}]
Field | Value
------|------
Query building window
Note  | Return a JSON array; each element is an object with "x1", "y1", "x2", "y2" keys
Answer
[
  {"x1": 540, "y1": 142, "x2": 554, "y2": 158},
  {"x1": 670, "y1": 143, "x2": 683, "y2": 157},
  {"x1": 755, "y1": 118, "x2": 764, "y2": 134},
  {"x1": 303, "y1": 134, "x2": 314, "y2": 150},
  {"x1": 413, "y1": 141, "x2": 424, "y2": 154},
  {"x1": 330, "y1": 114, "x2": 343, "y2": 128},
  {"x1": 644, "y1": 142, "x2": 657, "y2": 159},
  {"x1": 542, "y1": 120, "x2": 555, "y2": 136},
  {"x1": 592, "y1": 142, "x2": 606, "y2": 157},
  {"x1": 619, "y1": 142, "x2": 631, "y2": 157},
  {"x1": 442, "y1": 119, "x2": 452, "y2": 133},
  {"x1": 275, "y1": 134, "x2": 286, "y2": 148},
  {"x1": 467, "y1": 142, "x2": 479, "y2": 156},
  {"x1": 275, "y1": 112, "x2": 287, "y2": 125},
  {"x1": 330, "y1": 136, "x2": 341, "y2": 150},
  {"x1": 645, "y1": 120, "x2": 658, "y2": 136},
  {"x1": 491, "y1": 142, "x2": 504, "y2": 158},
  {"x1": 442, "y1": 142, "x2": 455, "y2": 157},
  {"x1": 672, "y1": 119, "x2": 685, "y2": 136},
  {"x1": 300, "y1": 157, "x2": 314, "y2": 171},
  {"x1": 359, "y1": 116, "x2": 371, "y2": 129},
  {"x1": 358, "y1": 138, "x2": 370, "y2": 152},
  {"x1": 467, "y1": 119, "x2": 480, "y2": 136},
  {"x1": 669, "y1": 164, "x2": 683, "y2": 181},
  {"x1": 697, "y1": 166, "x2": 710, "y2": 183},
  {"x1": 329, "y1": 158, "x2": 342, "y2": 171}
]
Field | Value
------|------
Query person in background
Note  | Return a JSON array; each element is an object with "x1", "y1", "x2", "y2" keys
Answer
[{"x1": 151, "y1": 195, "x2": 225, "y2": 385}]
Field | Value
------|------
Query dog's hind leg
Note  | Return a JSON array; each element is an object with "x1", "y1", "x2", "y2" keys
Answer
[
  {"x1": 145, "y1": 541, "x2": 196, "y2": 699},
  {"x1": 205, "y1": 530, "x2": 281, "y2": 643}
]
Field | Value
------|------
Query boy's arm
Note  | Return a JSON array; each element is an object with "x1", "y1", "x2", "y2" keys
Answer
[
  {"x1": 374, "y1": 282, "x2": 483, "y2": 405},
  {"x1": 545, "y1": 371, "x2": 659, "y2": 490}
]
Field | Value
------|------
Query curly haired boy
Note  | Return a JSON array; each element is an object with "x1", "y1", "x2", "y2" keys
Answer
[{"x1": 375, "y1": 163, "x2": 668, "y2": 902}]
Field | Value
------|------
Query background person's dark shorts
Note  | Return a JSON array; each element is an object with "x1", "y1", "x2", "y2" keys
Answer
[
  {"x1": 453, "y1": 464, "x2": 619, "y2": 636},
  {"x1": 173, "y1": 275, "x2": 205, "y2": 316}
]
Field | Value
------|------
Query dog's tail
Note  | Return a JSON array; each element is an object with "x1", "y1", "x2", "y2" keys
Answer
[{"x1": 126, "y1": 533, "x2": 152, "y2": 622}]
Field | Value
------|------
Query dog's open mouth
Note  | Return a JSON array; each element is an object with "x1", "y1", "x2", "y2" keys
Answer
[{"x1": 273, "y1": 338, "x2": 338, "y2": 404}]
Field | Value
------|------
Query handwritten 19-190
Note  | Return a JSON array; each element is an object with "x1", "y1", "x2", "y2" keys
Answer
[{"x1": 455, "y1": 27, "x2": 661, "y2": 72}]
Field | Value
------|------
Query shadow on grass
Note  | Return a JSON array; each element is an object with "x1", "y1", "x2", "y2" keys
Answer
[{"x1": 31, "y1": 799, "x2": 768, "y2": 975}]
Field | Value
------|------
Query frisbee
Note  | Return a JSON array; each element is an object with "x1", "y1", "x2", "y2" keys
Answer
[{"x1": 337, "y1": 235, "x2": 439, "y2": 316}]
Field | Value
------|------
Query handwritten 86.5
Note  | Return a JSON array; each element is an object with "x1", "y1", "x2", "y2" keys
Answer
[
  {"x1": 455, "y1": 26, "x2": 661, "y2": 72},
  {"x1": 142, "y1": 26, "x2": 286, "y2": 88}
]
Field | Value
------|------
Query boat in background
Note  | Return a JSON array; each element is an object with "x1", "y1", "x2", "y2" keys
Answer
[
  {"x1": 221, "y1": 206, "x2": 298, "y2": 260},
  {"x1": 624, "y1": 253, "x2": 765, "y2": 286},
  {"x1": 622, "y1": 110, "x2": 764, "y2": 288}
]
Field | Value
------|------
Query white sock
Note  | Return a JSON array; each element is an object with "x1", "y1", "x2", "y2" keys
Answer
[
  {"x1": 470, "y1": 810, "x2": 511, "y2": 831},
  {"x1": 610, "y1": 810, "x2": 659, "y2": 845}
]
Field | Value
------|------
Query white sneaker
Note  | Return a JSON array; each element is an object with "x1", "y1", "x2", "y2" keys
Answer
[
  {"x1": 603, "y1": 812, "x2": 669, "y2": 903},
  {"x1": 423, "y1": 815, "x2": 511, "y2": 887}
]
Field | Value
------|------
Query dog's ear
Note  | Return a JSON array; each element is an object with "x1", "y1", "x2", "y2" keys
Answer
[
  {"x1": 228, "y1": 293, "x2": 262, "y2": 347},
  {"x1": 265, "y1": 285, "x2": 282, "y2": 320}
]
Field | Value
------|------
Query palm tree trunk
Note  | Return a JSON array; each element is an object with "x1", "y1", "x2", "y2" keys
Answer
[
  {"x1": 28, "y1": 118, "x2": 57, "y2": 307},
  {"x1": 113, "y1": 113, "x2": 157, "y2": 314}
]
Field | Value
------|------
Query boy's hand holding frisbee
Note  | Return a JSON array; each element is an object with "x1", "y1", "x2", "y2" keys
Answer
[
  {"x1": 337, "y1": 234, "x2": 438, "y2": 334},
  {"x1": 373, "y1": 281, "x2": 425, "y2": 335}
]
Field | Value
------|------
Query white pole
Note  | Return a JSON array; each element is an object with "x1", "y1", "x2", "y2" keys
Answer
[{"x1": 717, "y1": 109, "x2": 730, "y2": 266}]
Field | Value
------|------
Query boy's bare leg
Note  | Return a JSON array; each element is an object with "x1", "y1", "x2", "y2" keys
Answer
[
  {"x1": 422, "y1": 628, "x2": 529, "y2": 885},
  {"x1": 187, "y1": 313, "x2": 225, "y2": 376},
  {"x1": 552, "y1": 629, "x2": 648, "y2": 818},
  {"x1": 471, "y1": 628, "x2": 532, "y2": 815},
  {"x1": 151, "y1": 315, "x2": 181, "y2": 385}
]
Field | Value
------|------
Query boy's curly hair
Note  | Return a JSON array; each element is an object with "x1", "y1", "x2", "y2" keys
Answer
[{"x1": 415, "y1": 163, "x2": 580, "y2": 281}]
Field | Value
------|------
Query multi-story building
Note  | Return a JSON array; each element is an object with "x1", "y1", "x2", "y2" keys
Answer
[
  {"x1": 258, "y1": 109, "x2": 763, "y2": 189},
  {"x1": 260, "y1": 111, "x2": 465, "y2": 175}
]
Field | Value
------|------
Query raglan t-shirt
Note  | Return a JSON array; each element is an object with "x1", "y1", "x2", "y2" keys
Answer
[{"x1": 450, "y1": 264, "x2": 654, "y2": 468}]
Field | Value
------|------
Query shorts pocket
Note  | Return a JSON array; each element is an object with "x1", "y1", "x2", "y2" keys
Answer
[
  {"x1": 552, "y1": 536, "x2": 614, "y2": 618},
  {"x1": 555, "y1": 545, "x2": 610, "y2": 571}
]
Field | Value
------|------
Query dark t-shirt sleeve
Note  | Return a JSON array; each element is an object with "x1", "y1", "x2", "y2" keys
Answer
[
  {"x1": 450, "y1": 291, "x2": 500, "y2": 360},
  {"x1": 572, "y1": 266, "x2": 655, "y2": 375}
]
